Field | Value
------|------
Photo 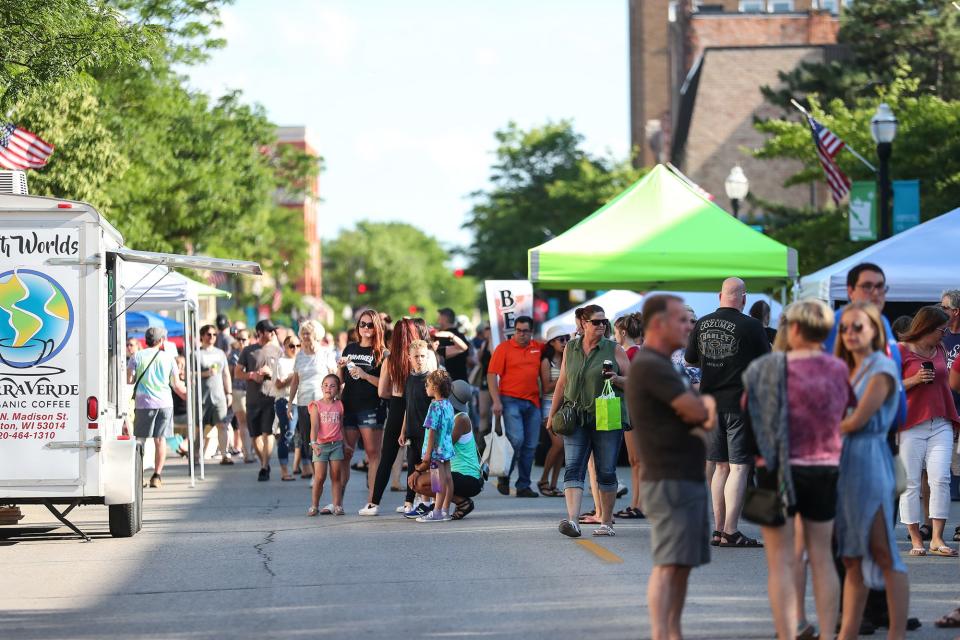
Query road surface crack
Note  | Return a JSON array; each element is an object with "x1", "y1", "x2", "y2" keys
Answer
[{"x1": 254, "y1": 530, "x2": 277, "y2": 577}]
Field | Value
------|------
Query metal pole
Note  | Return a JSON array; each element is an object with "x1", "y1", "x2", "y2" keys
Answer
[
  {"x1": 731, "y1": 198, "x2": 740, "y2": 220},
  {"x1": 186, "y1": 300, "x2": 196, "y2": 488},
  {"x1": 877, "y1": 142, "x2": 892, "y2": 239}
]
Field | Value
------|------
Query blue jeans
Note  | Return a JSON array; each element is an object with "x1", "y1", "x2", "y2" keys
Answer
[
  {"x1": 274, "y1": 398, "x2": 298, "y2": 465},
  {"x1": 562, "y1": 421, "x2": 623, "y2": 492},
  {"x1": 501, "y1": 396, "x2": 541, "y2": 490}
]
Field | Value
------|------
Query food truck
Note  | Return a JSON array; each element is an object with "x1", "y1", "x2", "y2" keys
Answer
[{"x1": 0, "y1": 172, "x2": 260, "y2": 539}]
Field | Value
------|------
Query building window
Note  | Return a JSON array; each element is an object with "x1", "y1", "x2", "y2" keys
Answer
[
  {"x1": 769, "y1": 0, "x2": 794, "y2": 11},
  {"x1": 739, "y1": 0, "x2": 764, "y2": 12},
  {"x1": 669, "y1": 0, "x2": 678, "y2": 21},
  {"x1": 816, "y1": 0, "x2": 838, "y2": 12}
]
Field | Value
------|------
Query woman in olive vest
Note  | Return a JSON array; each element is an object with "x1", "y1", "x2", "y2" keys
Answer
[{"x1": 546, "y1": 304, "x2": 631, "y2": 538}]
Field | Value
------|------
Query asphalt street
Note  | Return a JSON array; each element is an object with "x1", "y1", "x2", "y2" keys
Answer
[{"x1": 2, "y1": 457, "x2": 960, "y2": 640}]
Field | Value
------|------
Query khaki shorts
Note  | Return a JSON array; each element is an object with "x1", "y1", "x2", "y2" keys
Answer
[{"x1": 232, "y1": 392, "x2": 247, "y2": 415}]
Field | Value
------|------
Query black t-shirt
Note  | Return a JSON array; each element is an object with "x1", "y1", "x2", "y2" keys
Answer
[
  {"x1": 340, "y1": 343, "x2": 382, "y2": 413},
  {"x1": 438, "y1": 329, "x2": 469, "y2": 381},
  {"x1": 238, "y1": 343, "x2": 268, "y2": 404},
  {"x1": 403, "y1": 371, "x2": 431, "y2": 440},
  {"x1": 627, "y1": 349, "x2": 705, "y2": 482},
  {"x1": 763, "y1": 326, "x2": 778, "y2": 346},
  {"x1": 684, "y1": 307, "x2": 770, "y2": 410}
]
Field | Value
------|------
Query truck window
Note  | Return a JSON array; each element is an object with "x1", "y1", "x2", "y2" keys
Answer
[{"x1": 106, "y1": 253, "x2": 119, "y2": 407}]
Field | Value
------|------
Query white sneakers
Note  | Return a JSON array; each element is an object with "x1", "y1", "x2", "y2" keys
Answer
[{"x1": 359, "y1": 503, "x2": 379, "y2": 516}]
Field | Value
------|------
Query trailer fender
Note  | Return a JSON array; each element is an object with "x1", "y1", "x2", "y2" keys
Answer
[{"x1": 103, "y1": 438, "x2": 139, "y2": 505}]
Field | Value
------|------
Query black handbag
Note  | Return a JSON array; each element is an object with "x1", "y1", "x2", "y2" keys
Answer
[{"x1": 742, "y1": 466, "x2": 787, "y2": 527}]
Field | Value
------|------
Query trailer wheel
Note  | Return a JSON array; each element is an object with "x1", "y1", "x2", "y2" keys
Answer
[{"x1": 108, "y1": 446, "x2": 143, "y2": 538}]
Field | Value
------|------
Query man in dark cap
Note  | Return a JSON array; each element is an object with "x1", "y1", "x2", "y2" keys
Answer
[{"x1": 236, "y1": 319, "x2": 281, "y2": 480}]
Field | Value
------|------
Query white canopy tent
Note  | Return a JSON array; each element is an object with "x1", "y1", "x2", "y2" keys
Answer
[
  {"x1": 800, "y1": 207, "x2": 960, "y2": 303},
  {"x1": 540, "y1": 289, "x2": 782, "y2": 339},
  {"x1": 120, "y1": 261, "x2": 228, "y2": 486}
]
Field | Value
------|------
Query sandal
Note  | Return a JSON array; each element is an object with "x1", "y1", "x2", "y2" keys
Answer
[
  {"x1": 451, "y1": 498, "x2": 475, "y2": 520},
  {"x1": 954, "y1": 525, "x2": 960, "y2": 542},
  {"x1": 718, "y1": 531, "x2": 762, "y2": 547},
  {"x1": 306, "y1": 506, "x2": 318, "y2": 517},
  {"x1": 542, "y1": 486, "x2": 564, "y2": 497},
  {"x1": 908, "y1": 547, "x2": 927, "y2": 556},
  {"x1": 579, "y1": 514, "x2": 602, "y2": 525},
  {"x1": 935, "y1": 607, "x2": 960, "y2": 628},
  {"x1": 929, "y1": 545, "x2": 958, "y2": 557},
  {"x1": 710, "y1": 530, "x2": 722, "y2": 546},
  {"x1": 614, "y1": 507, "x2": 645, "y2": 519},
  {"x1": 333, "y1": 506, "x2": 345, "y2": 516},
  {"x1": 319, "y1": 504, "x2": 334, "y2": 515}
]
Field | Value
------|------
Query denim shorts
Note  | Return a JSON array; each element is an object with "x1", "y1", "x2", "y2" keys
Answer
[
  {"x1": 313, "y1": 440, "x2": 345, "y2": 462},
  {"x1": 343, "y1": 408, "x2": 383, "y2": 430}
]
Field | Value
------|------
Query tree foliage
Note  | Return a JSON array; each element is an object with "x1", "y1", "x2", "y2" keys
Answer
[
  {"x1": 764, "y1": 0, "x2": 960, "y2": 109},
  {"x1": 754, "y1": 74, "x2": 960, "y2": 272},
  {"x1": 323, "y1": 222, "x2": 477, "y2": 322},
  {"x1": 463, "y1": 121, "x2": 646, "y2": 281}
]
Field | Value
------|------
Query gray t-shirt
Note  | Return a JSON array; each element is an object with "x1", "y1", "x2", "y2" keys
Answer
[{"x1": 198, "y1": 346, "x2": 228, "y2": 408}]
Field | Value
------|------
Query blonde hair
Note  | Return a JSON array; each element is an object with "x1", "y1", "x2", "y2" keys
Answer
[
  {"x1": 834, "y1": 302, "x2": 888, "y2": 370},
  {"x1": 408, "y1": 339, "x2": 429, "y2": 353},
  {"x1": 298, "y1": 319, "x2": 325, "y2": 340},
  {"x1": 777, "y1": 299, "x2": 834, "y2": 348}
]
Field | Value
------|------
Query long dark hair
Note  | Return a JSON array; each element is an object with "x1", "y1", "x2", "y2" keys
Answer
[
  {"x1": 387, "y1": 319, "x2": 419, "y2": 390},
  {"x1": 355, "y1": 308, "x2": 386, "y2": 365}
]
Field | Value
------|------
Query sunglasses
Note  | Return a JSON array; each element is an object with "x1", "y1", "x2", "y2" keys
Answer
[
  {"x1": 358, "y1": 321, "x2": 375, "y2": 329},
  {"x1": 839, "y1": 322, "x2": 864, "y2": 334},
  {"x1": 552, "y1": 335, "x2": 569, "y2": 343},
  {"x1": 287, "y1": 343, "x2": 301, "y2": 349},
  {"x1": 588, "y1": 319, "x2": 609, "y2": 327},
  {"x1": 202, "y1": 332, "x2": 216, "y2": 337}
]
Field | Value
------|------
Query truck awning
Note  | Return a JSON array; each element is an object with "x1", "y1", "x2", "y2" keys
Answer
[{"x1": 110, "y1": 248, "x2": 262, "y2": 276}]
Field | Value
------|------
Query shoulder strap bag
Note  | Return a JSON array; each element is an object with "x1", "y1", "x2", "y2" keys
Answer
[{"x1": 131, "y1": 348, "x2": 163, "y2": 400}]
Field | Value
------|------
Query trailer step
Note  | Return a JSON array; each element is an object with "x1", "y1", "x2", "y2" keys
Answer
[{"x1": 0, "y1": 506, "x2": 24, "y2": 525}]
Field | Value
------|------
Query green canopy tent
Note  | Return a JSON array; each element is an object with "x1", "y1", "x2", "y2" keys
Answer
[{"x1": 528, "y1": 164, "x2": 798, "y2": 291}]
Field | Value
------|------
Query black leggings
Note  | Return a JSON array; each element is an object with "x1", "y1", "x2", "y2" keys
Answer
[
  {"x1": 406, "y1": 431, "x2": 425, "y2": 504},
  {"x1": 371, "y1": 396, "x2": 405, "y2": 505}
]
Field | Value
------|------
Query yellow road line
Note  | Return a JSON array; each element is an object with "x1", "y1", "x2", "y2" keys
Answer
[{"x1": 575, "y1": 539, "x2": 624, "y2": 564}]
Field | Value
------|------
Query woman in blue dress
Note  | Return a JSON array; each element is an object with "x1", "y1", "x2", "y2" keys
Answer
[{"x1": 835, "y1": 302, "x2": 909, "y2": 640}]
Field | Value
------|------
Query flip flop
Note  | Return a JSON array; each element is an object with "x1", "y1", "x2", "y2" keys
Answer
[
  {"x1": 929, "y1": 545, "x2": 958, "y2": 557},
  {"x1": 579, "y1": 514, "x2": 602, "y2": 525},
  {"x1": 908, "y1": 547, "x2": 927, "y2": 556},
  {"x1": 281, "y1": 476, "x2": 296, "y2": 481},
  {"x1": 935, "y1": 607, "x2": 960, "y2": 628}
]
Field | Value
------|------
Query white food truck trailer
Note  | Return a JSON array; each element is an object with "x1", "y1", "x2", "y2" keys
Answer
[{"x1": 0, "y1": 176, "x2": 260, "y2": 540}]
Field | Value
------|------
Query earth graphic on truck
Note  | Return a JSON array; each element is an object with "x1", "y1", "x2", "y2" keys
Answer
[{"x1": 0, "y1": 269, "x2": 74, "y2": 368}]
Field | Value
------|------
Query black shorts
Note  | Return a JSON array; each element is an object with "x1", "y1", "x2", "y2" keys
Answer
[
  {"x1": 246, "y1": 398, "x2": 275, "y2": 437},
  {"x1": 343, "y1": 408, "x2": 383, "y2": 430},
  {"x1": 706, "y1": 411, "x2": 755, "y2": 464},
  {"x1": 452, "y1": 472, "x2": 483, "y2": 498},
  {"x1": 757, "y1": 465, "x2": 838, "y2": 522}
]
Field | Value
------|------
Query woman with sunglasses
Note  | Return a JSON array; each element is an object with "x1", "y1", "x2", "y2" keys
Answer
[
  {"x1": 897, "y1": 305, "x2": 960, "y2": 557},
  {"x1": 833, "y1": 302, "x2": 909, "y2": 639},
  {"x1": 538, "y1": 325, "x2": 570, "y2": 497},
  {"x1": 271, "y1": 335, "x2": 301, "y2": 481},
  {"x1": 338, "y1": 310, "x2": 387, "y2": 495},
  {"x1": 547, "y1": 304, "x2": 631, "y2": 537}
]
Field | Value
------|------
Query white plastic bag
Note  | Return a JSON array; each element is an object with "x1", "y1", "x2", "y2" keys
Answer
[{"x1": 482, "y1": 416, "x2": 513, "y2": 478}]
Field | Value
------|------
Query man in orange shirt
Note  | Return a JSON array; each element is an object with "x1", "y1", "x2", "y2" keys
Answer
[{"x1": 487, "y1": 316, "x2": 543, "y2": 497}]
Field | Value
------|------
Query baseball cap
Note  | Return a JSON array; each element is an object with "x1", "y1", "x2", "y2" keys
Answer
[
  {"x1": 255, "y1": 319, "x2": 276, "y2": 334},
  {"x1": 145, "y1": 326, "x2": 167, "y2": 346},
  {"x1": 450, "y1": 379, "x2": 472, "y2": 413},
  {"x1": 216, "y1": 314, "x2": 229, "y2": 330}
]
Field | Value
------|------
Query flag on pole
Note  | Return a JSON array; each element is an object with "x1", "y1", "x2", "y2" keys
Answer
[
  {"x1": 804, "y1": 115, "x2": 851, "y2": 204},
  {"x1": 0, "y1": 123, "x2": 55, "y2": 170}
]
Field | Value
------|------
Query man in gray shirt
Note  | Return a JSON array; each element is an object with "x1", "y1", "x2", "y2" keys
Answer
[{"x1": 199, "y1": 324, "x2": 233, "y2": 465}]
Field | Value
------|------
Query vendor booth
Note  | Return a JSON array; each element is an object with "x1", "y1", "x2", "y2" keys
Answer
[
  {"x1": 528, "y1": 164, "x2": 798, "y2": 292},
  {"x1": 800, "y1": 207, "x2": 960, "y2": 304},
  {"x1": 539, "y1": 289, "x2": 782, "y2": 339},
  {"x1": 120, "y1": 256, "x2": 243, "y2": 487}
]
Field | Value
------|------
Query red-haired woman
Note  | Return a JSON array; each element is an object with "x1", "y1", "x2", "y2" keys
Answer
[
  {"x1": 338, "y1": 309, "x2": 387, "y2": 496},
  {"x1": 360, "y1": 318, "x2": 419, "y2": 515}
]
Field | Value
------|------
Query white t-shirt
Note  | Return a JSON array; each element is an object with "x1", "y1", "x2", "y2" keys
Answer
[
  {"x1": 293, "y1": 347, "x2": 338, "y2": 405},
  {"x1": 259, "y1": 341, "x2": 285, "y2": 398}
]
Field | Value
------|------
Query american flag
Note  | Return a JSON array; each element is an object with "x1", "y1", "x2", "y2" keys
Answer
[
  {"x1": 805, "y1": 115, "x2": 850, "y2": 204},
  {"x1": 0, "y1": 123, "x2": 54, "y2": 171},
  {"x1": 206, "y1": 271, "x2": 227, "y2": 287}
]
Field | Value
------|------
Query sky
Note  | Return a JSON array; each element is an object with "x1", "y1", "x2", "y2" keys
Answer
[{"x1": 184, "y1": 0, "x2": 630, "y2": 254}]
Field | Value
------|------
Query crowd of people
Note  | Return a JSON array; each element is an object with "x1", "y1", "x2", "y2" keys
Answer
[{"x1": 125, "y1": 266, "x2": 960, "y2": 639}]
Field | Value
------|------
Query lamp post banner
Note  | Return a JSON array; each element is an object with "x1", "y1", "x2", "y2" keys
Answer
[
  {"x1": 892, "y1": 180, "x2": 921, "y2": 235},
  {"x1": 849, "y1": 181, "x2": 877, "y2": 241},
  {"x1": 484, "y1": 280, "x2": 533, "y2": 349}
]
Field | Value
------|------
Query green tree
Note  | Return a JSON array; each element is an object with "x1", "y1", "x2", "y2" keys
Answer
[
  {"x1": 463, "y1": 121, "x2": 646, "y2": 281},
  {"x1": 323, "y1": 222, "x2": 477, "y2": 321},
  {"x1": 753, "y1": 75, "x2": 960, "y2": 272},
  {"x1": 764, "y1": 0, "x2": 960, "y2": 110}
]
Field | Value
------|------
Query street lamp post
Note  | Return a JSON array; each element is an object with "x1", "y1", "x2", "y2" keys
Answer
[
  {"x1": 870, "y1": 103, "x2": 898, "y2": 239},
  {"x1": 725, "y1": 165, "x2": 749, "y2": 219}
]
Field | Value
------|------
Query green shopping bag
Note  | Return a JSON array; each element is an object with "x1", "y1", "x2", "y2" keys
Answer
[{"x1": 595, "y1": 379, "x2": 622, "y2": 431}]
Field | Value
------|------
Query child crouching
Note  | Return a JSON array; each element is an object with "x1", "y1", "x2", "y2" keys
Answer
[{"x1": 307, "y1": 374, "x2": 345, "y2": 516}]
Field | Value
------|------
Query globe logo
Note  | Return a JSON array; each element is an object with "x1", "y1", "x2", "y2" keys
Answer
[{"x1": 0, "y1": 269, "x2": 74, "y2": 368}]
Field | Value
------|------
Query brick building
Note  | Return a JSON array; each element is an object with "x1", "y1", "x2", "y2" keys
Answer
[
  {"x1": 276, "y1": 126, "x2": 323, "y2": 298},
  {"x1": 630, "y1": 0, "x2": 846, "y2": 214}
]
